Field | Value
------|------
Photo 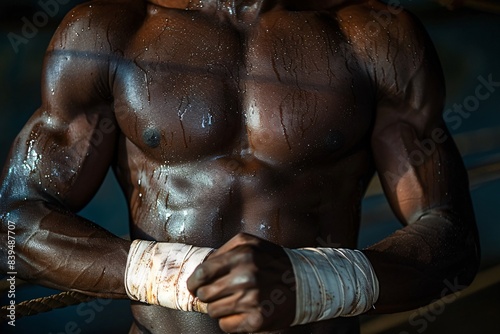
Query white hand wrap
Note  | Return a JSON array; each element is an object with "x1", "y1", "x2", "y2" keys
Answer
[
  {"x1": 125, "y1": 240, "x2": 214, "y2": 313},
  {"x1": 283, "y1": 248, "x2": 379, "y2": 326}
]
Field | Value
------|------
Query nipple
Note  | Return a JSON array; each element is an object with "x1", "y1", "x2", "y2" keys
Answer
[
  {"x1": 325, "y1": 129, "x2": 345, "y2": 153},
  {"x1": 143, "y1": 127, "x2": 161, "y2": 148}
]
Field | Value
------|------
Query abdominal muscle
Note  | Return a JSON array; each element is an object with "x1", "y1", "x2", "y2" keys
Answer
[
  {"x1": 116, "y1": 129, "x2": 373, "y2": 333},
  {"x1": 129, "y1": 303, "x2": 360, "y2": 333},
  {"x1": 120, "y1": 144, "x2": 371, "y2": 248}
]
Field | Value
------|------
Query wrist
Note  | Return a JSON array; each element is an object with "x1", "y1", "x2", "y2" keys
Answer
[
  {"x1": 124, "y1": 240, "x2": 214, "y2": 312},
  {"x1": 284, "y1": 247, "x2": 379, "y2": 325}
]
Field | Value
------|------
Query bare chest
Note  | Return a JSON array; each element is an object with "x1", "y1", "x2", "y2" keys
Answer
[{"x1": 112, "y1": 9, "x2": 374, "y2": 166}]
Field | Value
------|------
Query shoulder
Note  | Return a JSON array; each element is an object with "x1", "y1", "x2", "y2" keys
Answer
[
  {"x1": 333, "y1": 1, "x2": 443, "y2": 99},
  {"x1": 40, "y1": 1, "x2": 149, "y2": 109},
  {"x1": 48, "y1": 0, "x2": 147, "y2": 54},
  {"x1": 331, "y1": 0, "x2": 435, "y2": 58},
  {"x1": 333, "y1": 0, "x2": 427, "y2": 38},
  {"x1": 43, "y1": 0, "x2": 148, "y2": 95}
]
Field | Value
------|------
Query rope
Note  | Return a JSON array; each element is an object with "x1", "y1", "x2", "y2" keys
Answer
[{"x1": 1, "y1": 291, "x2": 94, "y2": 321}]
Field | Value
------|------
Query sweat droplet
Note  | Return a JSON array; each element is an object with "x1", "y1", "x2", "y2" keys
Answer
[{"x1": 201, "y1": 113, "x2": 214, "y2": 128}]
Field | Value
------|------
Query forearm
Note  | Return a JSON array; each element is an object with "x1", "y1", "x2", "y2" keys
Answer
[
  {"x1": 363, "y1": 214, "x2": 480, "y2": 313},
  {"x1": 1, "y1": 200, "x2": 129, "y2": 299}
]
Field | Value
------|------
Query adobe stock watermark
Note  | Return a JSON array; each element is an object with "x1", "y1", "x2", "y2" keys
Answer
[
  {"x1": 399, "y1": 277, "x2": 467, "y2": 334},
  {"x1": 443, "y1": 74, "x2": 500, "y2": 130},
  {"x1": 5, "y1": 220, "x2": 17, "y2": 327},
  {"x1": 383, "y1": 73, "x2": 500, "y2": 191},
  {"x1": 7, "y1": 0, "x2": 74, "y2": 54}
]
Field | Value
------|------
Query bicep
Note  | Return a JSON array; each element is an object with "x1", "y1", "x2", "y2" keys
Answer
[
  {"x1": 370, "y1": 14, "x2": 473, "y2": 226},
  {"x1": 372, "y1": 114, "x2": 471, "y2": 225},
  {"x1": 2, "y1": 10, "x2": 117, "y2": 212},
  {"x1": 6, "y1": 109, "x2": 116, "y2": 212}
]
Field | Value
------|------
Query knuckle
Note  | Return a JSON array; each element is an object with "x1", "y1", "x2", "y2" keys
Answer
[
  {"x1": 234, "y1": 232, "x2": 260, "y2": 245},
  {"x1": 192, "y1": 265, "x2": 207, "y2": 281},
  {"x1": 242, "y1": 289, "x2": 260, "y2": 308},
  {"x1": 233, "y1": 245, "x2": 257, "y2": 264},
  {"x1": 219, "y1": 320, "x2": 233, "y2": 333},
  {"x1": 235, "y1": 232, "x2": 252, "y2": 241},
  {"x1": 233, "y1": 269, "x2": 257, "y2": 287},
  {"x1": 241, "y1": 246, "x2": 256, "y2": 261},
  {"x1": 197, "y1": 284, "x2": 218, "y2": 301},
  {"x1": 196, "y1": 286, "x2": 208, "y2": 300},
  {"x1": 206, "y1": 303, "x2": 218, "y2": 318},
  {"x1": 246, "y1": 312, "x2": 264, "y2": 332}
]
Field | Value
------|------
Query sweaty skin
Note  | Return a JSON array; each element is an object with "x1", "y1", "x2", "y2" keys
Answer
[{"x1": 0, "y1": 0, "x2": 479, "y2": 333}]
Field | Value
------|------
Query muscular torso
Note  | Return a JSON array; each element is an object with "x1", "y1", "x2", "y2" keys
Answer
[
  {"x1": 0, "y1": 0, "x2": 478, "y2": 332},
  {"x1": 107, "y1": 3, "x2": 375, "y2": 332}
]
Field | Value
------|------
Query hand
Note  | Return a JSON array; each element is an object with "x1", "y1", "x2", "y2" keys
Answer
[{"x1": 187, "y1": 233, "x2": 296, "y2": 333}]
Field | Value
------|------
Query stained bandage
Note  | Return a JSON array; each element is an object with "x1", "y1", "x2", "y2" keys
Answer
[
  {"x1": 283, "y1": 248, "x2": 379, "y2": 326},
  {"x1": 125, "y1": 240, "x2": 214, "y2": 312}
]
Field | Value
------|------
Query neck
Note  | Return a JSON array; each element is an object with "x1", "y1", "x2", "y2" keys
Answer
[
  {"x1": 146, "y1": 0, "x2": 271, "y2": 26},
  {"x1": 146, "y1": 0, "x2": 272, "y2": 11},
  {"x1": 146, "y1": 0, "x2": 352, "y2": 12},
  {"x1": 146, "y1": 0, "x2": 206, "y2": 11}
]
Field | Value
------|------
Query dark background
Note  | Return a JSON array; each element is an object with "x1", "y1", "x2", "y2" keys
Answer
[{"x1": 1, "y1": 0, "x2": 499, "y2": 333}]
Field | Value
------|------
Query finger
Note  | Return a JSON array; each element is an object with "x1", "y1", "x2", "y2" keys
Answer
[
  {"x1": 196, "y1": 266, "x2": 257, "y2": 303},
  {"x1": 187, "y1": 248, "x2": 251, "y2": 293},
  {"x1": 218, "y1": 311, "x2": 264, "y2": 333},
  {"x1": 206, "y1": 288, "x2": 258, "y2": 319},
  {"x1": 211, "y1": 232, "x2": 261, "y2": 257},
  {"x1": 187, "y1": 256, "x2": 231, "y2": 293}
]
